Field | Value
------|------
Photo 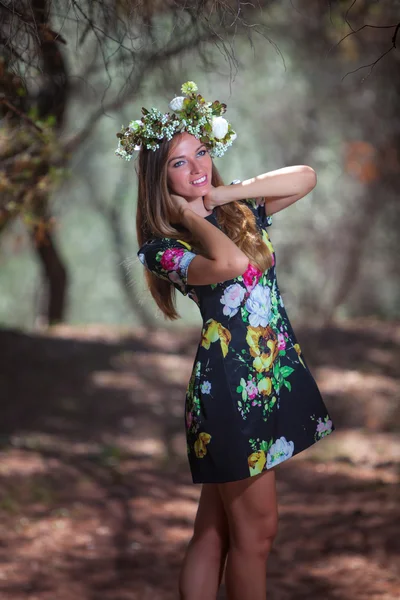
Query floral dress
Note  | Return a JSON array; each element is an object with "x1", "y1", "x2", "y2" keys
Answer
[{"x1": 137, "y1": 194, "x2": 335, "y2": 484}]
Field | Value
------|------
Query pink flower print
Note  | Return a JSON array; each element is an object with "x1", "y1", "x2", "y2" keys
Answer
[
  {"x1": 220, "y1": 283, "x2": 246, "y2": 317},
  {"x1": 246, "y1": 379, "x2": 258, "y2": 400},
  {"x1": 186, "y1": 411, "x2": 193, "y2": 429},
  {"x1": 316, "y1": 417, "x2": 332, "y2": 434},
  {"x1": 160, "y1": 247, "x2": 185, "y2": 271},
  {"x1": 168, "y1": 270, "x2": 184, "y2": 289},
  {"x1": 277, "y1": 333, "x2": 286, "y2": 350},
  {"x1": 242, "y1": 263, "x2": 263, "y2": 291},
  {"x1": 188, "y1": 290, "x2": 199, "y2": 305}
]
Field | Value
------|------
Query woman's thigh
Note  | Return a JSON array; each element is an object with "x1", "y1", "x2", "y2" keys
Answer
[
  {"x1": 192, "y1": 483, "x2": 229, "y2": 547},
  {"x1": 217, "y1": 470, "x2": 278, "y2": 551}
]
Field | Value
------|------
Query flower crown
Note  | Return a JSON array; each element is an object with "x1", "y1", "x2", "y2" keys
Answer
[{"x1": 115, "y1": 81, "x2": 237, "y2": 160}]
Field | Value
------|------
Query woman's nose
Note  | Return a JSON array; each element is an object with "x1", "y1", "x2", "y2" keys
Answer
[{"x1": 189, "y1": 161, "x2": 202, "y2": 174}]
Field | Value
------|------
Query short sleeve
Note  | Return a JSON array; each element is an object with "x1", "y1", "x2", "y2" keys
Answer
[
  {"x1": 231, "y1": 179, "x2": 273, "y2": 228},
  {"x1": 137, "y1": 237, "x2": 198, "y2": 296}
]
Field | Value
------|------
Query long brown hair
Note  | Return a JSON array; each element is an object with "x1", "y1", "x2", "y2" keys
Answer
[{"x1": 136, "y1": 136, "x2": 274, "y2": 321}]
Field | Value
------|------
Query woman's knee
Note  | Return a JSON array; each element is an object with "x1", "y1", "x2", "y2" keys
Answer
[
  {"x1": 191, "y1": 524, "x2": 229, "y2": 559},
  {"x1": 230, "y1": 508, "x2": 278, "y2": 556}
]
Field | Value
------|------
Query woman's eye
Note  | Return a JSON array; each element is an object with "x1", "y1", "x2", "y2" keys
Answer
[{"x1": 172, "y1": 149, "x2": 206, "y2": 167}]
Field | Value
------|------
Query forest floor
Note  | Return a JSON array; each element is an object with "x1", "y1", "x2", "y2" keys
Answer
[{"x1": 0, "y1": 318, "x2": 399, "y2": 600}]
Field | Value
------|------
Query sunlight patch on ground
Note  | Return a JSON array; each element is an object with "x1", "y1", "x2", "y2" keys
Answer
[
  {"x1": 304, "y1": 428, "x2": 400, "y2": 465},
  {"x1": 315, "y1": 366, "x2": 399, "y2": 429},
  {"x1": 307, "y1": 554, "x2": 400, "y2": 598}
]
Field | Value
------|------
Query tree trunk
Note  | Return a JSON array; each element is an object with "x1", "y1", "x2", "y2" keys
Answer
[
  {"x1": 31, "y1": 0, "x2": 69, "y2": 324},
  {"x1": 33, "y1": 229, "x2": 68, "y2": 324}
]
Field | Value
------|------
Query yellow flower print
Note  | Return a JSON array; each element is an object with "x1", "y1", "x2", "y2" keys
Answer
[
  {"x1": 258, "y1": 376, "x2": 272, "y2": 396},
  {"x1": 194, "y1": 432, "x2": 212, "y2": 458},
  {"x1": 201, "y1": 319, "x2": 231, "y2": 357},
  {"x1": 294, "y1": 343, "x2": 306, "y2": 368},
  {"x1": 262, "y1": 229, "x2": 274, "y2": 255},
  {"x1": 246, "y1": 325, "x2": 279, "y2": 373},
  {"x1": 177, "y1": 239, "x2": 192, "y2": 251},
  {"x1": 248, "y1": 450, "x2": 266, "y2": 475},
  {"x1": 198, "y1": 432, "x2": 211, "y2": 444},
  {"x1": 201, "y1": 319, "x2": 220, "y2": 348}
]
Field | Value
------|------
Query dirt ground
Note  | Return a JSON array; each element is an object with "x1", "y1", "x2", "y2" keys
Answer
[{"x1": 0, "y1": 318, "x2": 399, "y2": 600}]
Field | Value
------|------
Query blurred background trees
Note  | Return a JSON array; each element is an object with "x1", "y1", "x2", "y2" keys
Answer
[
  {"x1": 0, "y1": 0, "x2": 399, "y2": 328},
  {"x1": 1, "y1": 5, "x2": 399, "y2": 597}
]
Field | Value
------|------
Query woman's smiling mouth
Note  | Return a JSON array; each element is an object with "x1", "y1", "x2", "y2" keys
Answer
[{"x1": 191, "y1": 175, "x2": 208, "y2": 186}]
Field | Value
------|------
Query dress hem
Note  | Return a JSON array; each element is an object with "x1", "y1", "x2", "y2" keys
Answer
[{"x1": 189, "y1": 424, "x2": 336, "y2": 485}]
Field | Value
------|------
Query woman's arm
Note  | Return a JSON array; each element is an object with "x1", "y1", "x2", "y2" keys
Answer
[
  {"x1": 179, "y1": 205, "x2": 246, "y2": 264},
  {"x1": 210, "y1": 165, "x2": 317, "y2": 215},
  {"x1": 178, "y1": 205, "x2": 249, "y2": 285}
]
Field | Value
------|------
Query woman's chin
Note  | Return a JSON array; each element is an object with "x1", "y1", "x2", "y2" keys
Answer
[
  {"x1": 183, "y1": 190, "x2": 209, "y2": 201},
  {"x1": 192, "y1": 183, "x2": 211, "y2": 197}
]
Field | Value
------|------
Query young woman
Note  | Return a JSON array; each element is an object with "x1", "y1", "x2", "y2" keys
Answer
[{"x1": 116, "y1": 82, "x2": 335, "y2": 600}]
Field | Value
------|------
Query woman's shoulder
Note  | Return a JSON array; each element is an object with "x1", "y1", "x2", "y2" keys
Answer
[
  {"x1": 136, "y1": 235, "x2": 198, "y2": 296},
  {"x1": 137, "y1": 236, "x2": 195, "y2": 257}
]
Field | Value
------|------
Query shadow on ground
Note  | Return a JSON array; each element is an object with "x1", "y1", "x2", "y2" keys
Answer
[{"x1": 0, "y1": 319, "x2": 399, "y2": 599}]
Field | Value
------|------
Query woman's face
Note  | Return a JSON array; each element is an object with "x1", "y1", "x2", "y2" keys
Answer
[{"x1": 166, "y1": 132, "x2": 212, "y2": 200}]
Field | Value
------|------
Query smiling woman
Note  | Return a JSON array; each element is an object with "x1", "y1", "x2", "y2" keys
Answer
[{"x1": 118, "y1": 81, "x2": 335, "y2": 600}]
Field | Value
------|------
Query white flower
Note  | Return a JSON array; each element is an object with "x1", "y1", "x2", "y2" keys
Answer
[
  {"x1": 169, "y1": 96, "x2": 185, "y2": 112},
  {"x1": 267, "y1": 436, "x2": 294, "y2": 468},
  {"x1": 200, "y1": 381, "x2": 212, "y2": 394},
  {"x1": 211, "y1": 116, "x2": 229, "y2": 140},
  {"x1": 220, "y1": 283, "x2": 246, "y2": 317},
  {"x1": 245, "y1": 283, "x2": 272, "y2": 327}
]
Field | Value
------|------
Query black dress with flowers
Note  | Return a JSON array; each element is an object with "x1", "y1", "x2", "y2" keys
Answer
[{"x1": 137, "y1": 195, "x2": 335, "y2": 484}]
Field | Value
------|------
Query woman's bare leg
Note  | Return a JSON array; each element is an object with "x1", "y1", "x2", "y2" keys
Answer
[
  {"x1": 179, "y1": 482, "x2": 229, "y2": 600},
  {"x1": 218, "y1": 469, "x2": 278, "y2": 600}
]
